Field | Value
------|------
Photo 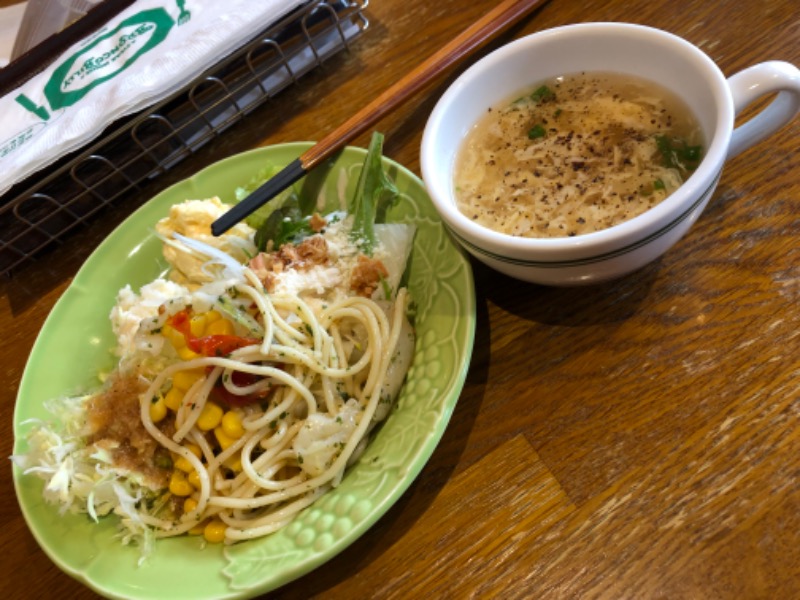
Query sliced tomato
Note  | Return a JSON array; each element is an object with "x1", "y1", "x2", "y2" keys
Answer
[
  {"x1": 192, "y1": 334, "x2": 258, "y2": 357},
  {"x1": 166, "y1": 309, "x2": 259, "y2": 358},
  {"x1": 168, "y1": 309, "x2": 192, "y2": 337},
  {"x1": 213, "y1": 371, "x2": 273, "y2": 407},
  {"x1": 167, "y1": 310, "x2": 270, "y2": 406}
]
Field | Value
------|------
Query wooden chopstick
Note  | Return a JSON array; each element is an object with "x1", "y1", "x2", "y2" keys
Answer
[{"x1": 211, "y1": 0, "x2": 549, "y2": 236}]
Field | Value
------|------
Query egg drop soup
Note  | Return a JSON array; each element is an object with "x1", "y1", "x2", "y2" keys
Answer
[{"x1": 454, "y1": 72, "x2": 704, "y2": 238}]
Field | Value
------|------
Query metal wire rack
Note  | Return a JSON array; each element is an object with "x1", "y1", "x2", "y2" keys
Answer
[{"x1": 0, "y1": 0, "x2": 368, "y2": 276}]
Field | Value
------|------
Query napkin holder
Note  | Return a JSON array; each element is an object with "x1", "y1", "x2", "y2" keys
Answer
[{"x1": 0, "y1": 0, "x2": 368, "y2": 276}]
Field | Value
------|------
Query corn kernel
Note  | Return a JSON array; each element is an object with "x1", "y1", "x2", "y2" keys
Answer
[
  {"x1": 162, "y1": 323, "x2": 186, "y2": 349},
  {"x1": 196, "y1": 401, "x2": 223, "y2": 431},
  {"x1": 164, "y1": 387, "x2": 183, "y2": 411},
  {"x1": 224, "y1": 456, "x2": 242, "y2": 473},
  {"x1": 174, "y1": 454, "x2": 195, "y2": 473},
  {"x1": 214, "y1": 426, "x2": 236, "y2": 451},
  {"x1": 205, "y1": 318, "x2": 234, "y2": 336},
  {"x1": 187, "y1": 469, "x2": 202, "y2": 489},
  {"x1": 204, "y1": 519, "x2": 227, "y2": 543},
  {"x1": 221, "y1": 411, "x2": 245, "y2": 439},
  {"x1": 149, "y1": 396, "x2": 167, "y2": 423},
  {"x1": 189, "y1": 314, "x2": 208, "y2": 337},
  {"x1": 205, "y1": 310, "x2": 222, "y2": 323},
  {"x1": 178, "y1": 346, "x2": 201, "y2": 361},
  {"x1": 184, "y1": 442, "x2": 202, "y2": 458},
  {"x1": 189, "y1": 521, "x2": 207, "y2": 535},
  {"x1": 183, "y1": 497, "x2": 198, "y2": 514},
  {"x1": 173, "y1": 369, "x2": 204, "y2": 392},
  {"x1": 169, "y1": 471, "x2": 193, "y2": 497}
]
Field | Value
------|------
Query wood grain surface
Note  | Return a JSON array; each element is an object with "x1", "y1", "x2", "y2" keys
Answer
[{"x1": 2, "y1": 0, "x2": 799, "y2": 598}]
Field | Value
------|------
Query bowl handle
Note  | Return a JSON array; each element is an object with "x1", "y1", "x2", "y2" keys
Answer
[{"x1": 726, "y1": 61, "x2": 800, "y2": 159}]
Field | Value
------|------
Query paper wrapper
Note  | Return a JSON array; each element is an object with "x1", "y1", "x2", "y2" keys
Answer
[{"x1": 0, "y1": 0, "x2": 306, "y2": 197}]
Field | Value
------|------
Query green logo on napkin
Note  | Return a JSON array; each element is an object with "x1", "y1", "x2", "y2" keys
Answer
[{"x1": 15, "y1": 8, "x2": 176, "y2": 121}]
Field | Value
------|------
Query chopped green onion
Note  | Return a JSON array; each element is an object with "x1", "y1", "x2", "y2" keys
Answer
[
  {"x1": 528, "y1": 124, "x2": 546, "y2": 139},
  {"x1": 530, "y1": 85, "x2": 555, "y2": 103},
  {"x1": 655, "y1": 135, "x2": 703, "y2": 171}
]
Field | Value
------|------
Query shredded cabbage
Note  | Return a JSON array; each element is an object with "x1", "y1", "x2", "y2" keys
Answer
[
  {"x1": 13, "y1": 396, "x2": 163, "y2": 563},
  {"x1": 12, "y1": 134, "x2": 415, "y2": 563}
]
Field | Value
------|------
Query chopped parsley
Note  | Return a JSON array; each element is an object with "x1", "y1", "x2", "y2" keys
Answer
[
  {"x1": 530, "y1": 85, "x2": 555, "y2": 103},
  {"x1": 528, "y1": 124, "x2": 546, "y2": 140},
  {"x1": 655, "y1": 134, "x2": 703, "y2": 172}
]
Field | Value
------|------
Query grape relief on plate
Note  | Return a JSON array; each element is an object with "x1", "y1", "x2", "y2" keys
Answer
[
  {"x1": 13, "y1": 144, "x2": 475, "y2": 599},
  {"x1": 222, "y1": 173, "x2": 474, "y2": 591}
]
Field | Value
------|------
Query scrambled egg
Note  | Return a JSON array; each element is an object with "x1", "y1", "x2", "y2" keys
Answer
[{"x1": 155, "y1": 197, "x2": 256, "y2": 285}]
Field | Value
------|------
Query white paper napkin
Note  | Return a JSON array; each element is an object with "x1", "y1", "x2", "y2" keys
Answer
[{"x1": 0, "y1": 0, "x2": 306, "y2": 197}]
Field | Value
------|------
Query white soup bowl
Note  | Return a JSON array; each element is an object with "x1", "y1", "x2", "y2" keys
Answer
[{"x1": 421, "y1": 22, "x2": 800, "y2": 285}]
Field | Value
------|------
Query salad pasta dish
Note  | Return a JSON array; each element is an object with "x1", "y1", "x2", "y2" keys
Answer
[{"x1": 13, "y1": 134, "x2": 416, "y2": 558}]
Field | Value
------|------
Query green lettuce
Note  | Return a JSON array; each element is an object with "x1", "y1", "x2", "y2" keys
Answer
[
  {"x1": 236, "y1": 165, "x2": 311, "y2": 251},
  {"x1": 348, "y1": 132, "x2": 399, "y2": 255},
  {"x1": 244, "y1": 132, "x2": 399, "y2": 254}
]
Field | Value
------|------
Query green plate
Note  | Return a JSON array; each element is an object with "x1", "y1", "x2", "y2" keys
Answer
[{"x1": 12, "y1": 143, "x2": 475, "y2": 598}]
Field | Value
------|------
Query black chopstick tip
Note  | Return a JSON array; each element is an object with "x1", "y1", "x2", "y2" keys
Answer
[
  {"x1": 211, "y1": 158, "x2": 307, "y2": 237},
  {"x1": 211, "y1": 208, "x2": 243, "y2": 237},
  {"x1": 211, "y1": 217, "x2": 232, "y2": 237}
]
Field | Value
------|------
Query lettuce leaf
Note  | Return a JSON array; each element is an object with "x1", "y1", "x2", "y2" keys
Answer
[
  {"x1": 349, "y1": 132, "x2": 399, "y2": 256},
  {"x1": 243, "y1": 132, "x2": 398, "y2": 253},
  {"x1": 236, "y1": 165, "x2": 308, "y2": 250}
]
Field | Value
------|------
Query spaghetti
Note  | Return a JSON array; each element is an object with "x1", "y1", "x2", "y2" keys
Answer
[
  {"x1": 137, "y1": 275, "x2": 411, "y2": 543},
  {"x1": 13, "y1": 201, "x2": 416, "y2": 556}
]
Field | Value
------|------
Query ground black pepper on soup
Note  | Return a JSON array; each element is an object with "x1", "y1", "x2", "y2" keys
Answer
[{"x1": 454, "y1": 72, "x2": 704, "y2": 238}]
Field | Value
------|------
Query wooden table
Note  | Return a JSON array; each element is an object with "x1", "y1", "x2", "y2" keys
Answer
[{"x1": 2, "y1": 0, "x2": 799, "y2": 597}]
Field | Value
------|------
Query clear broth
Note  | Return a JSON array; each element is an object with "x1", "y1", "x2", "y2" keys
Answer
[{"x1": 454, "y1": 72, "x2": 704, "y2": 238}]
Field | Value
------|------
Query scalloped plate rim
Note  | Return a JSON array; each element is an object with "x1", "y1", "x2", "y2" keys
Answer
[{"x1": 13, "y1": 142, "x2": 476, "y2": 599}]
